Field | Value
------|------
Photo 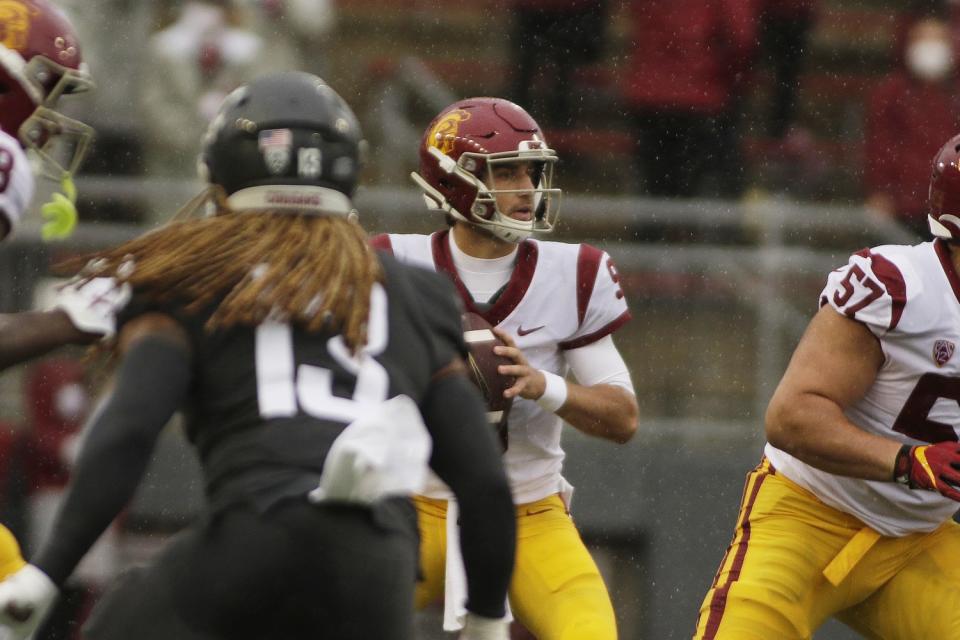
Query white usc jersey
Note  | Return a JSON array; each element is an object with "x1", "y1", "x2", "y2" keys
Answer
[
  {"x1": 0, "y1": 129, "x2": 33, "y2": 233},
  {"x1": 766, "y1": 240, "x2": 960, "y2": 537},
  {"x1": 373, "y1": 231, "x2": 631, "y2": 504}
]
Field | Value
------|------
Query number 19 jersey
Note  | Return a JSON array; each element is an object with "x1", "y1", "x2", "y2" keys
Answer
[{"x1": 766, "y1": 240, "x2": 960, "y2": 537}]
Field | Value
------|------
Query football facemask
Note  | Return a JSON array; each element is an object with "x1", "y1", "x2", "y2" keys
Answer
[
  {"x1": 415, "y1": 147, "x2": 561, "y2": 244},
  {"x1": 17, "y1": 55, "x2": 94, "y2": 181}
]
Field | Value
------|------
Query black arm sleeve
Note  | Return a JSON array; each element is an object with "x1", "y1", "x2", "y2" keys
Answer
[
  {"x1": 421, "y1": 372, "x2": 515, "y2": 619},
  {"x1": 33, "y1": 335, "x2": 192, "y2": 586},
  {"x1": 389, "y1": 259, "x2": 469, "y2": 370}
]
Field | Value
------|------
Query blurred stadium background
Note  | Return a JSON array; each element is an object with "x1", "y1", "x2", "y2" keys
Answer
[{"x1": 0, "y1": 1, "x2": 948, "y2": 638}]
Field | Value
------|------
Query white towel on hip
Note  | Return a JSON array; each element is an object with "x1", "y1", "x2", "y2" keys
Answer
[
  {"x1": 308, "y1": 394, "x2": 431, "y2": 504},
  {"x1": 443, "y1": 499, "x2": 513, "y2": 631}
]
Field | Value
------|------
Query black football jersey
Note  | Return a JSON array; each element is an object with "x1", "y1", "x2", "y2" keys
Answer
[{"x1": 118, "y1": 254, "x2": 467, "y2": 511}]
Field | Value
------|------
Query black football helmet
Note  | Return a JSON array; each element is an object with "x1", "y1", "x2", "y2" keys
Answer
[{"x1": 198, "y1": 71, "x2": 364, "y2": 217}]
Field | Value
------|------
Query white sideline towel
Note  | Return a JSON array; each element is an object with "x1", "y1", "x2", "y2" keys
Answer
[
  {"x1": 308, "y1": 394, "x2": 431, "y2": 504},
  {"x1": 443, "y1": 500, "x2": 513, "y2": 632}
]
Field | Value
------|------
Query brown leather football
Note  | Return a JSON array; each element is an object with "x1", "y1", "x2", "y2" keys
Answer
[{"x1": 462, "y1": 311, "x2": 515, "y2": 450}]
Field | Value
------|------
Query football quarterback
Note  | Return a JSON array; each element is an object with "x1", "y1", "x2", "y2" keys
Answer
[{"x1": 374, "y1": 97, "x2": 638, "y2": 639}]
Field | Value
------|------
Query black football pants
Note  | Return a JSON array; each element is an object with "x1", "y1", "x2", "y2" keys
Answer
[{"x1": 83, "y1": 498, "x2": 419, "y2": 640}]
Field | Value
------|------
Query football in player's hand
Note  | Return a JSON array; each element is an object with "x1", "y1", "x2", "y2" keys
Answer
[{"x1": 462, "y1": 312, "x2": 514, "y2": 450}]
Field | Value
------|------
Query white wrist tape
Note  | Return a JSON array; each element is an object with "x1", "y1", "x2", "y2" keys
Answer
[{"x1": 536, "y1": 370, "x2": 568, "y2": 413}]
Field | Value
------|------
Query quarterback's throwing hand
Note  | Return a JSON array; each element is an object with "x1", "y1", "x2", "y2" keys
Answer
[
  {"x1": 0, "y1": 564, "x2": 57, "y2": 640},
  {"x1": 493, "y1": 328, "x2": 545, "y2": 401},
  {"x1": 894, "y1": 442, "x2": 960, "y2": 501}
]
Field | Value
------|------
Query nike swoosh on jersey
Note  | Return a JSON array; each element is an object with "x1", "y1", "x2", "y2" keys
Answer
[{"x1": 516, "y1": 324, "x2": 545, "y2": 336}]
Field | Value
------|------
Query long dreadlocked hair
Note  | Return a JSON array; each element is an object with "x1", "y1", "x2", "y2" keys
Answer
[{"x1": 71, "y1": 188, "x2": 383, "y2": 352}]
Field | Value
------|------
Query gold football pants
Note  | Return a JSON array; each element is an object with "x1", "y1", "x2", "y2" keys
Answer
[
  {"x1": 693, "y1": 458, "x2": 960, "y2": 639},
  {"x1": 414, "y1": 493, "x2": 617, "y2": 640},
  {"x1": 0, "y1": 524, "x2": 24, "y2": 580}
]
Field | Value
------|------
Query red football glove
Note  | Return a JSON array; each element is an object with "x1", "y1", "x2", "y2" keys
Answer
[{"x1": 894, "y1": 443, "x2": 960, "y2": 501}]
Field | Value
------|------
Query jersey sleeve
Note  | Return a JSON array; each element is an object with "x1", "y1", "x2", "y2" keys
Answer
[
  {"x1": 369, "y1": 233, "x2": 394, "y2": 254},
  {"x1": 559, "y1": 244, "x2": 631, "y2": 350},
  {"x1": 0, "y1": 132, "x2": 34, "y2": 234},
  {"x1": 819, "y1": 248, "x2": 909, "y2": 336}
]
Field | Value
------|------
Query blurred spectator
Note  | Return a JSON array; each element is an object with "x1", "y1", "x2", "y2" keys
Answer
[
  {"x1": 624, "y1": 0, "x2": 760, "y2": 198},
  {"x1": 508, "y1": 0, "x2": 607, "y2": 127},
  {"x1": 22, "y1": 359, "x2": 118, "y2": 640},
  {"x1": 140, "y1": 0, "x2": 270, "y2": 181},
  {"x1": 56, "y1": 0, "x2": 154, "y2": 137},
  {"x1": 239, "y1": 0, "x2": 336, "y2": 76},
  {"x1": 864, "y1": 15, "x2": 958, "y2": 237},
  {"x1": 753, "y1": 125, "x2": 834, "y2": 199},
  {"x1": 758, "y1": 0, "x2": 818, "y2": 139}
]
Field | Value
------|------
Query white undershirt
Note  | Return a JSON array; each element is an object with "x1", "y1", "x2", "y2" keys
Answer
[
  {"x1": 448, "y1": 232, "x2": 516, "y2": 303},
  {"x1": 565, "y1": 335, "x2": 635, "y2": 394}
]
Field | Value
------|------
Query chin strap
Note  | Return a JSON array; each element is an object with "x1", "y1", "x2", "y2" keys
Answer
[{"x1": 40, "y1": 173, "x2": 78, "y2": 242}]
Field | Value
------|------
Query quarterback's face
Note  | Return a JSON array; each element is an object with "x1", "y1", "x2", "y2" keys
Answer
[{"x1": 488, "y1": 161, "x2": 536, "y2": 222}]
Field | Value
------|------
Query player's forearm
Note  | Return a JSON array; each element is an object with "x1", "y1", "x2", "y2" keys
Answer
[
  {"x1": 766, "y1": 391, "x2": 902, "y2": 481},
  {"x1": 35, "y1": 335, "x2": 189, "y2": 585},
  {"x1": 421, "y1": 372, "x2": 516, "y2": 618},
  {"x1": 0, "y1": 310, "x2": 94, "y2": 370},
  {"x1": 557, "y1": 383, "x2": 638, "y2": 444}
]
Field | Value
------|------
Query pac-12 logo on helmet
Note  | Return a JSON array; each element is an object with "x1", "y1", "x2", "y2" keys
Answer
[{"x1": 411, "y1": 97, "x2": 561, "y2": 244}]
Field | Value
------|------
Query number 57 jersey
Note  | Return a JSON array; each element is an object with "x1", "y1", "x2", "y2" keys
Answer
[{"x1": 766, "y1": 240, "x2": 960, "y2": 537}]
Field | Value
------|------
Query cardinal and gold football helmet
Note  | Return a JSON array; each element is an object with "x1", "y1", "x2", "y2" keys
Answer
[
  {"x1": 411, "y1": 97, "x2": 560, "y2": 243},
  {"x1": 0, "y1": 0, "x2": 94, "y2": 180}
]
